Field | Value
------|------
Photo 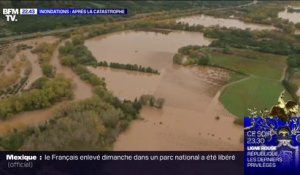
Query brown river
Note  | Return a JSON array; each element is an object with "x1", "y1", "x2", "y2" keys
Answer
[{"x1": 86, "y1": 30, "x2": 243, "y2": 151}]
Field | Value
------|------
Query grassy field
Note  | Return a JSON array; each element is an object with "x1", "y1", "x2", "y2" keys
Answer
[
  {"x1": 206, "y1": 49, "x2": 286, "y2": 79},
  {"x1": 205, "y1": 48, "x2": 290, "y2": 119},
  {"x1": 220, "y1": 77, "x2": 288, "y2": 118}
]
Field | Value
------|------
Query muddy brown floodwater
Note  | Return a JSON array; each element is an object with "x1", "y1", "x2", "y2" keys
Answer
[
  {"x1": 176, "y1": 15, "x2": 276, "y2": 31},
  {"x1": 13, "y1": 36, "x2": 59, "y2": 90},
  {"x1": 278, "y1": 6, "x2": 300, "y2": 34},
  {"x1": 278, "y1": 6, "x2": 300, "y2": 24},
  {"x1": 85, "y1": 30, "x2": 243, "y2": 151}
]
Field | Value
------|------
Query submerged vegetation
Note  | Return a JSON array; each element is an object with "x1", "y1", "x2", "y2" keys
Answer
[
  {"x1": 0, "y1": 54, "x2": 32, "y2": 98},
  {"x1": 0, "y1": 93, "x2": 143, "y2": 150},
  {"x1": 173, "y1": 44, "x2": 289, "y2": 124},
  {"x1": 59, "y1": 34, "x2": 106, "y2": 87},
  {"x1": 139, "y1": 95, "x2": 165, "y2": 109},
  {"x1": 32, "y1": 42, "x2": 57, "y2": 78},
  {"x1": 97, "y1": 61, "x2": 160, "y2": 74},
  {"x1": 0, "y1": 76, "x2": 72, "y2": 120},
  {"x1": 0, "y1": 80, "x2": 166, "y2": 150},
  {"x1": 73, "y1": 65, "x2": 106, "y2": 87},
  {"x1": 59, "y1": 38, "x2": 97, "y2": 66}
]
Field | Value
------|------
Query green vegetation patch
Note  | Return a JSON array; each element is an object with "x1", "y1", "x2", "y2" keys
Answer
[
  {"x1": 206, "y1": 49, "x2": 286, "y2": 80},
  {"x1": 173, "y1": 45, "x2": 209, "y2": 65},
  {"x1": 59, "y1": 35, "x2": 97, "y2": 66},
  {"x1": 220, "y1": 77, "x2": 290, "y2": 119},
  {"x1": 0, "y1": 76, "x2": 72, "y2": 120},
  {"x1": 202, "y1": 48, "x2": 289, "y2": 121}
]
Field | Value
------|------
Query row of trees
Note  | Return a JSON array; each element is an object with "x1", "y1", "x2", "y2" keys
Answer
[
  {"x1": 203, "y1": 27, "x2": 300, "y2": 55},
  {"x1": 98, "y1": 61, "x2": 160, "y2": 74},
  {"x1": 0, "y1": 76, "x2": 73, "y2": 120},
  {"x1": 287, "y1": 54, "x2": 300, "y2": 68},
  {"x1": 73, "y1": 65, "x2": 106, "y2": 87}
]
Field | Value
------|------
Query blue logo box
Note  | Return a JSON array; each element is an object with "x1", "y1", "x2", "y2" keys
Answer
[{"x1": 244, "y1": 116, "x2": 300, "y2": 175}]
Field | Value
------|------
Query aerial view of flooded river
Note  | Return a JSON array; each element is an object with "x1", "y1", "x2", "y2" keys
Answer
[{"x1": 85, "y1": 30, "x2": 243, "y2": 150}]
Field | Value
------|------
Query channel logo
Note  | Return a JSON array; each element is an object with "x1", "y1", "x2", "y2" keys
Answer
[
  {"x1": 3, "y1": 8, "x2": 37, "y2": 22},
  {"x1": 2, "y1": 8, "x2": 19, "y2": 22}
]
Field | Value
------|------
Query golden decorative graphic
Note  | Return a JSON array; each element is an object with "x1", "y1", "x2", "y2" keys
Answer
[{"x1": 248, "y1": 91, "x2": 299, "y2": 122}]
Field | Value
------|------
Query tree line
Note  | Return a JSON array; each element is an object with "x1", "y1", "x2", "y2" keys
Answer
[
  {"x1": 59, "y1": 34, "x2": 106, "y2": 87},
  {"x1": 98, "y1": 61, "x2": 160, "y2": 74}
]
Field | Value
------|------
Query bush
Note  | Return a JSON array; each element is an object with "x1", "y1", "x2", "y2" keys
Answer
[
  {"x1": 174, "y1": 45, "x2": 209, "y2": 65},
  {"x1": 139, "y1": 95, "x2": 165, "y2": 109},
  {"x1": 59, "y1": 38, "x2": 97, "y2": 66},
  {"x1": 60, "y1": 55, "x2": 77, "y2": 67},
  {"x1": 233, "y1": 118, "x2": 243, "y2": 125},
  {"x1": 30, "y1": 77, "x2": 49, "y2": 89},
  {"x1": 41, "y1": 63, "x2": 56, "y2": 78},
  {"x1": 287, "y1": 54, "x2": 300, "y2": 68},
  {"x1": 197, "y1": 55, "x2": 209, "y2": 65},
  {"x1": 173, "y1": 53, "x2": 184, "y2": 64},
  {"x1": 154, "y1": 98, "x2": 165, "y2": 108},
  {"x1": 18, "y1": 94, "x2": 143, "y2": 150}
]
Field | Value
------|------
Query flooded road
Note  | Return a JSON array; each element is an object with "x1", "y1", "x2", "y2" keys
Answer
[
  {"x1": 85, "y1": 30, "x2": 243, "y2": 150},
  {"x1": 176, "y1": 15, "x2": 276, "y2": 31}
]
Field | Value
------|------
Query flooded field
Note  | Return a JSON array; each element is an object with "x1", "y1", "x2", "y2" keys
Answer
[
  {"x1": 278, "y1": 6, "x2": 300, "y2": 24},
  {"x1": 14, "y1": 36, "x2": 59, "y2": 90},
  {"x1": 85, "y1": 30, "x2": 243, "y2": 150},
  {"x1": 85, "y1": 31, "x2": 212, "y2": 69},
  {"x1": 176, "y1": 15, "x2": 276, "y2": 30}
]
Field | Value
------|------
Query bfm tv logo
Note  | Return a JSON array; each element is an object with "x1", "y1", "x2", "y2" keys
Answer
[{"x1": 3, "y1": 8, "x2": 18, "y2": 22}]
